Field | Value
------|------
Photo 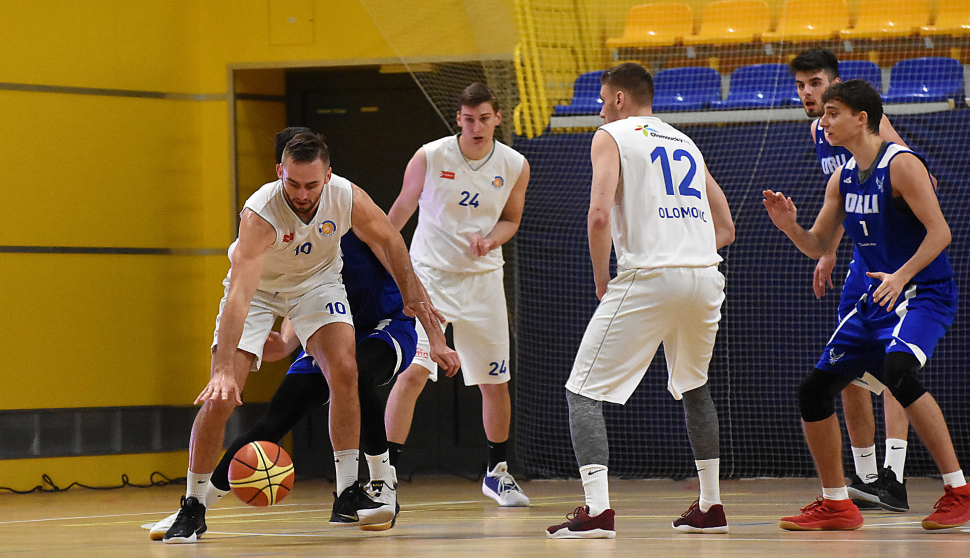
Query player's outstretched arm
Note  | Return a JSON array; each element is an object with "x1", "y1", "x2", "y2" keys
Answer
[
  {"x1": 262, "y1": 317, "x2": 300, "y2": 362},
  {"x1": 470, "y1": 158, "x2": 531, "y2": 257},
  {"x1": 387, "y1": 147, "x2": 427, "y2": 231},
  {"x1": 351, "y1": 185, "x2": 460, "y2": 375},
  {"x1": 199, "y1": 210, "x2": 274, "y2": 405},
  {"x1": 763, "y1": 172, "x2": 844, "y2": 260},
  {"x1": 588, "y1": 130, "x2": 619, "y2": 300},
  {"x1": 704, "y1": 165, "x2": 735, "y2": 249},
  {"x1": 867, "y1": 154, "x2": 951, "y2": 311}
]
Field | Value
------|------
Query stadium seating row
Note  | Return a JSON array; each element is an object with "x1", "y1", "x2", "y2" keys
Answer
[
  {"x1": 553, "y1": 57, "x2": 966, "y2": 114},
  {"x1": 607, "y1": 0, "x2": 970, "y2": 49}
]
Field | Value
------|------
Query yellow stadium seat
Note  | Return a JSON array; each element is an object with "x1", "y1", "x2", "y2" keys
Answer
[
  {"x1": 760, "y1": 0, "x2": 848, "y2": 42},
  {"x1": 683, "y1": 0, "x2": 771, "y2": 45},
  {"x1": 921, "y1": 0, "x2": 970, "y2": 36},
  {"x1": 606, "y1": 3, "x2": 694, "y2": 49},
  {"x1": 841, "y1": 0, "x2": 929, "y2": 38}
]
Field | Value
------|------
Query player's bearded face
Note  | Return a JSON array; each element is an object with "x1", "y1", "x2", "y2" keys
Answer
[{"x1": 279, "y1": 158, "x2": 329, "y2": 220}]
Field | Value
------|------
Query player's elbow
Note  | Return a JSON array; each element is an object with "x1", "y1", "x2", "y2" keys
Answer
[
  {"x1": 715, "y1": 222, "x2": 735, "y2": 249},
  {"x1": 588, "y1": 207, "x2": 610, "y2": 231}
]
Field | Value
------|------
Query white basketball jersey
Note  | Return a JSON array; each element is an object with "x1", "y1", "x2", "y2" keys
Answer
[
  {"x1": 410, "y1": 135, "x2": 525, "y2": 272},
  {"x1": 228, "y1": 173, "x2": 354, "y2": 293},
  {"x1": 599, "y1": 116, "x2": 720, "y2": 269}
]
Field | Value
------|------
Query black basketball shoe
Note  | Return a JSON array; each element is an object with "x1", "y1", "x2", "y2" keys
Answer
[
  {"x1": 875, "y1": 466, "x2": 909, "y2": 512},
  {"x1": 330, "y1": 481, "x2": 393, "y2": 526},
  {"x1": 846, "y1": 473, "x2": 881, "y2": 510},
  {"x1": 162, "y1": 496, "x2": 207, "y2": 543}
]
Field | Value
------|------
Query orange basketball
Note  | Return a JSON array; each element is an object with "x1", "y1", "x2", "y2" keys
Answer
[{"x1": 228, "y1": 441, "x2": 295, "y2": 506}]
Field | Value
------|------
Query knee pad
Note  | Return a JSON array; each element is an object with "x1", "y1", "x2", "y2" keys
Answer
[
  {"x1": 884, "y1": 352, "x2": 926, "y2": 408},
  {"x1": 798, "y1": 369, "x2": 851, "y2": 422}
]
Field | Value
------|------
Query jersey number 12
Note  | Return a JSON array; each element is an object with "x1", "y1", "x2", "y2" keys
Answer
[{"x1": 650, "y1": 146, "x2": 701, "y2": 199}]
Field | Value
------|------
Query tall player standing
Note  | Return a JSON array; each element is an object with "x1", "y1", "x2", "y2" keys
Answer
[
  {"x1": 789, "y1": 48, "x2": 912, "y2": 511},
  {"x1": 765, "y1": 80, "x2": 970, "y2": 531},
  {"x1": 385, "y1": 83, "x2": 532, "y2": 506},
  {"x1": 163, "y1": 133, "x2": 451, "y2": 542},
  {"x1": 546, "y1": 63, "x2": 735, "y2": 539}
]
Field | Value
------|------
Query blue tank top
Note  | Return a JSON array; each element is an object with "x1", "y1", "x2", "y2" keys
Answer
[
  {"x1": 815, "y1": 119, "x2": 851, "y2": 178},
  {"x1": 839, "y1": 143, "x2": 952, "y2": 284},
  {"x1": 340, "y1": 231, "x2": 408, "y2": 331}
]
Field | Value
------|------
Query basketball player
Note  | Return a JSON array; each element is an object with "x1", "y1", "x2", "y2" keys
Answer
[
  {"x1": 790, "y1": 48, "x2": 910, "y2": 512},
  {"x1": 149, "y1": 128, "x2": 459, "y2": 539},
  {"x1": 765, "y1": 80, "x2": 970, "y2": 531},
  {"x1": 384, "y1": 82, "x2": 531, "y2": 506},
  {"x1": 162, "y1": 132, "x2": 455, "y2": 543},
  {"x1": 546, "y1": 62, "x2": 735, "y2": 539}
]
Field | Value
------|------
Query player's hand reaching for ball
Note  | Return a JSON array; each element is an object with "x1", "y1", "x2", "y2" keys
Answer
[
  {"x1": 762, "y1": 190, "x2": 798, "y2": 232},
  {"x1": 470, "y1": 233, "x2": 497, "y2": 257},
  {"x1": 195, "y1": 369, "x2": 243, "y2": 406}
]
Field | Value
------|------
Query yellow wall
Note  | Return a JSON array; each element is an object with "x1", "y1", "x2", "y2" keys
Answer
[{"x1": 0, "y1": 0, "x2": 517, "y2": 490}]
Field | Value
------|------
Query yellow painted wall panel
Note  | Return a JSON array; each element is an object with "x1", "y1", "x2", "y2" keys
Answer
[
  {"x1": 0, "y1": 0, "x2": 202, "y2": 93},
  {"x1": 0, "y1": 451, "x2": 189, "y2": 493},
  {"x1": 0, "y1": 254, "x2": 225, "y2": 409},
  {"x1": 0, "y1": 91, "x2": 214, "y2": 249}
]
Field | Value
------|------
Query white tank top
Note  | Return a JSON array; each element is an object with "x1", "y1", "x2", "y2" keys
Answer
[
  {"x1": 409, "y1": 135, "x2": 526, "y2": 272},
  {"x1": 599, "y1": 116, "x2": 721, "y2": 269},
  {"x1": 228, "y1": 173, "x2": 354, "y2": 293}
]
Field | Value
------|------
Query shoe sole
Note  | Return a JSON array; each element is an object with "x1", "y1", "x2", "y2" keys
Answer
[
  {"x1": 876, "y1": 501, "x2": 909, "y2": 513},
  {"x1": 846, "y1": 487, "x2": 880, "y2": 505},
  {"x1": 163, "y1": 533, "x2": 198, "y2": 544},
  {"x1": 482, "y1": 484, "x2": 530, "y2": 507},
  {"x1": 547, "y1": 528, "x2": 616, "y2": 539},
  {"x1": 922, "y1": 518, "x2": 970, "y2": 530},
  {"x1": 672, "y1": 524, "x2": 729, "y2": 534},
  {"x1": 778, "y1": 519, "x2": 863, "y2": 531}
]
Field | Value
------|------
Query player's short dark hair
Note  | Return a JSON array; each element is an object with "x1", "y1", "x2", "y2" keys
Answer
[
  {"x1": 281, "y1": 132, "x2": 330, "y2": 166},
  {"x1": 274, "y1": 127, "x2": 313, "y2": 163},
  {"x1": 600, "y1": 62, "x2": 654, "y2": 107},
  {"x1": 821, "y1": 80, "x2": 883, "y2": 134},
  {"x1": 458, "y1": 82, "x2": 499, "y2": 112},
  {"x1": 789, "y1": 48, "x2": 839, "y2": 81}
]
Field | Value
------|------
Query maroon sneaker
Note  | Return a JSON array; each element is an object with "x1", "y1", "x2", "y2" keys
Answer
[
  {"x1": 779, "y1": 497, "x2": 863, "y2": 531},
  {"x1": 672, "y1": 500, "x2": 729, "y2": 533},
  {"x1": 922, "y1": 484, "x2": 970, "y2": 530},
  {"x1": 547, "y1": 505, "x2": 616, "y2": 539}
]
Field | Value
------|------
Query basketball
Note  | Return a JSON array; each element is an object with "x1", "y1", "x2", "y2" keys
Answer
[{"x1": 228, "y1": 441, "x2": 295, "y2": 506}]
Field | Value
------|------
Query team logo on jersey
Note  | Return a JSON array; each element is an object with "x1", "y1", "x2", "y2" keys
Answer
[
  {"x1": 829, "y1": 349, "x2": 845, "y2": 364},
  {"x1": 876, "y1": 176, "x2": 885, "y2": 192},
  {"x1": 440, "y1": 170, "x2": 456, "y2": 180},
  {"x1": 493, "y1": 176, "x2": 504, "y2": 189},
  {"x1": 845, "y1": 193, "x2": 879, "y2": 215},
  {"x1": 282, "y1": 233, "x2": 294, "y2": 243},
  {"x1": 319, "y1": 220, "x2": 336, "y2": 236}
]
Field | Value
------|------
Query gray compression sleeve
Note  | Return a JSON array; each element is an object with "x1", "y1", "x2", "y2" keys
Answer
[
  {"x1": 682, "y1": 384, "x2": 720, "y2": 461},
  {"x1": 567, "y1": 390, "x2": 609, "y2": 467}
]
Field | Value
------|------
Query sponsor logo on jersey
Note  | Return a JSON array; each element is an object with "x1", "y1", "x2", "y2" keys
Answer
[
  {"x1": 415, "y1": 347, "x2": 430, "y2": 359},
  {"x1": 829, "y1": 349, "x2": 845, "y2": 364},
  {"x1": 440, "y1": 170, "x2": 456, "y2": 180},
  {"x1": 844, "y1": 193, "x2": 879, "y2": 215},
  {"x1": 283, "y1": 233, "x2": 294, "y2": 243},
  {"x1": 319, "y1": 220, "x2": 336, "y2": 236},
  {"x1": 635, "y1": 125, "x2": 685, "y2": 143},
  {"x1": 492, "y1": 176, "x2": 504, "y2": 189}
]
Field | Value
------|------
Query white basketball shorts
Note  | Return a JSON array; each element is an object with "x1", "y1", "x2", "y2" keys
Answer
[
  {"x1": 566, "y1": 266, "x2": 725, "y2": 404},
  {"x1": 411, "y1": 262, "x2": 510, "y2": 385},
  {"x1": 212, "y1": 276, "x2": 354, "y2": 371}
]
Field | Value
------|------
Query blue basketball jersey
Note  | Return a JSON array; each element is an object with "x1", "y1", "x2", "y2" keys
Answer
[
  {"x1": 815, "y1": 119, "x2": 851, "y2": 179},
  {"x1": 839, "y1": 143, "x2": 953, "y2": 285}
]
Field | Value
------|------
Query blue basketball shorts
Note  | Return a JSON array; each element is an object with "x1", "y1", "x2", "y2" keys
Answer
[
  {"x1": 837, "y1": 252, "x2": 868, "y2": 322},
  {"x1": 287, "y1": 315, "x2": 417, "y2": 384},
  {"x1": 817, "y1": 279, "x2": 957, "y2": 379}
]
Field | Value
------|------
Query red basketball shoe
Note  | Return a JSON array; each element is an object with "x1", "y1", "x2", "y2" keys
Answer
[
  {"x1": 547, "y1": 505, "x2": 616, "y2": 539},
  {"x1": 922, "y1": 484, "x2": 970, "y2": 530},
  {"x1": 779, "y1": 497, "x2": 863, "y2": 531}
]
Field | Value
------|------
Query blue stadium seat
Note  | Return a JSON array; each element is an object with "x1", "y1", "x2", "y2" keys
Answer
[
  {"x1": 652, "y1": 67, "x2": 721, "y2": 112},
  {"x1": 553, "y1": 70, "x2": 605, "y2": 116},
  {"x1": 883, "y1": 57, "x2": 965, "y2": 103},
  {"x1": 838, "y1": 60, "x2": 882, "y2": 92},
  {"x1": 711, "y1": 64, "x2": 798, "y2": 109}
]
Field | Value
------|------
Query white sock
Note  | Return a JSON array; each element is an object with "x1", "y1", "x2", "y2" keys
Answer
[
  {"x1": 579, "y1": 464, "x2": 610, "y2": 517},
  {"x1": 851, "y1": 445, "x2": 878, "y2": 483},
  {"x1": 186, "y1": 471, "x2": 211, "y2": 501},
  {"x1": 884, "y1": 439, "x2": 907, "y2": 481},
  {"x1": 333, "y1": 449, "x2": 360, "y2": 495},
  {"x1": 822, "y1": 486, "x2": 850, "y2": 501},
  {"x1": 366, "y1": 451, "x2": 393, "y2": 483},
  {"x1": 942, "y1": 470, "x2": 967, "y2": 488},
  {"x1": 696, "y1": 458, "x2": 721, "y2": 512},
  {"x1": 204, "y1": 481, "x2": 229, "y2": 509}
]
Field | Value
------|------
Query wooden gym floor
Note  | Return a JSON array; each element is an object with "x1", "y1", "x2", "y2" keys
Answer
[{"x1": 2, "y1": 476, "x2": 969, "y2": 557}]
